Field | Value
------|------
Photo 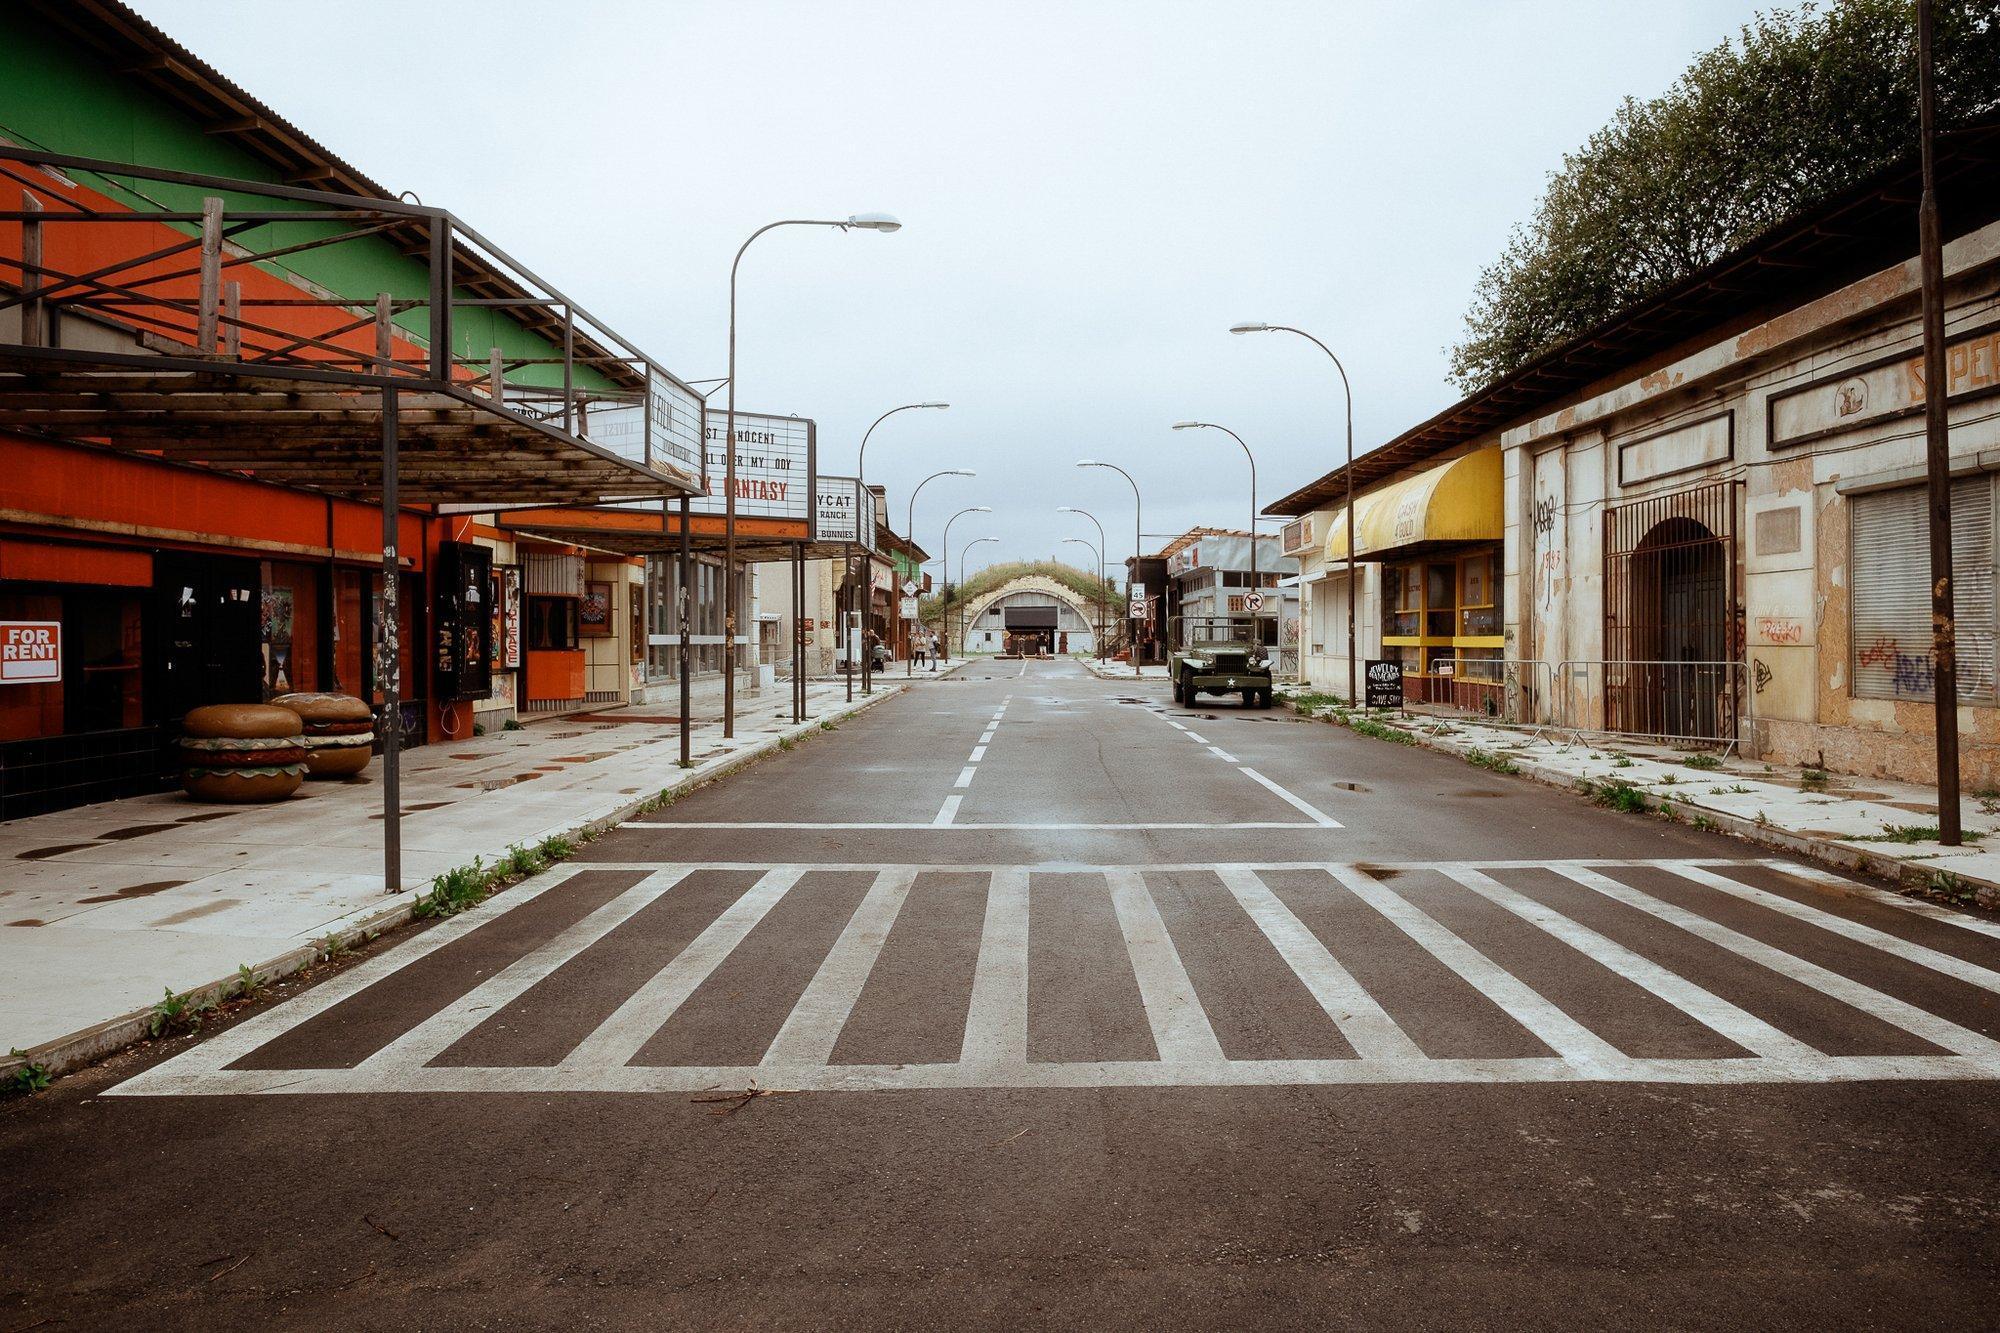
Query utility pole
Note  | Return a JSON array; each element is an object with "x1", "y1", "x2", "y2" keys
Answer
[{"x1": 1918, "y1": 0, "x2": 1962, "y2": 844}]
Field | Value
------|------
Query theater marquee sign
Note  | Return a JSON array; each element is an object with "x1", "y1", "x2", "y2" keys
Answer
[{"x1": 693, "y1": 410, "x2": 815, "y2": 533}]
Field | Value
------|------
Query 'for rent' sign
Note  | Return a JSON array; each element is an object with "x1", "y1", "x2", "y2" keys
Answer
[{"x1": 0, "y1": 621, "x2": 61, "y2": 684}]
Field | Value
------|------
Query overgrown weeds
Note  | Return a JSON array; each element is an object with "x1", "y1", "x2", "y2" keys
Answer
[
  {"x1": 1683, "y1": 753, "x2": 1722, "y2": 770},
  {"x1": 1347, "y1": 715, "x2": 1415, "y2": 745},
  {"x1": 147, "y1": 986, "x2": 215, "y2": 1038},
  {"x1": 1465, "y1": 748, "x2": 1520, "y2": 775},
  {"x1": 5, "y1": 1047, "x2": 49, "y2": 1096},
  {"x1": 1590, "y1": 779, "x2": 1649, "y2": 814}
]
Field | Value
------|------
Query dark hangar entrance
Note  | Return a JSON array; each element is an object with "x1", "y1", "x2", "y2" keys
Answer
[{"x1": 1003, "y1": 605, "x2": 1057, "y2": 656}]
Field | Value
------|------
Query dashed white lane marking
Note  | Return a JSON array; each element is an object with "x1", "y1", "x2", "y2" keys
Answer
[
  {"x1": 933, "y1": 796, "x2": 964, "y2": 827},
  {"x1": 113, "y1": 859, "x2": 2000, "y2": 1097},
  {"x1": 1207, "y1": 745, "x2": 1238, "y2": 763},
  {"x1": 1166, "y1": 720, "x2": 1188, "y2": 731},
  {"x1": 1239, "y1": 767, "x2": 1342, "y2": 828},
  {"x1": 1184, "y1": 731, "x2": 1209, "y2": 744},
  {"x1": 561, "y1": 867, "x2": 804, "y2": 1069},
  {"x1": 954, "y1": 766, "x2": 978, "y2": 789},
  {"x1": 969, "y1": 745, "x2": 987, "y2": 762}
]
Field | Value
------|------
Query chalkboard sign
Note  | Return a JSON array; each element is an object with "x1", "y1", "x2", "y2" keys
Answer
[{"x1": 1364, "y1": 658, "x2": 1404, "y2": 709}]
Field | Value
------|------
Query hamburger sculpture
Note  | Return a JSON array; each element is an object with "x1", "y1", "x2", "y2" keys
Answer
[
  {"x1": 177, "y1": 703, "x2": 309, "y2": 803},
  {"x1": 272, "y1": 692, "x2": 377, "y2": 780}
]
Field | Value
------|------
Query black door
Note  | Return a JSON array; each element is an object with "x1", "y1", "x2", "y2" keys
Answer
[{"x1": 153, "y1": 554, "x2": 264, "y2": 725}]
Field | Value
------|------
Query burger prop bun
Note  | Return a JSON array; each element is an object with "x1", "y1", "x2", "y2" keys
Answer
[
  {"x1": 271, "y1": 692, "x2": 376, "y2": 780},
  {"x1": 178, "y1": 703, "x2": 307, "y2": 803}
]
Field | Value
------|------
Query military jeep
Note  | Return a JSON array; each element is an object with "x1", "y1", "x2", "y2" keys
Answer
[{"x1": 1170, "y1": 615, "x2": 1274, "y2": 708}]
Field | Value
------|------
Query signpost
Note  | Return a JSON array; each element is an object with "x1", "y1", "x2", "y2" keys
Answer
[
  {"x1": 1364, "y1": 658, "x2": 1404, "y2": 709},
  {"x1": 1243, "y1": 590, "x2": 1265, "y2": 613},
  {"x1": 0, "y1": 622, "x2": 60, "y2": 683}
]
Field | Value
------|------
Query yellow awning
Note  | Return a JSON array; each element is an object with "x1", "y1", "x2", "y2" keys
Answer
[{"x1": 1324, "y1": 447, "x2": 1501, "y2": 561}]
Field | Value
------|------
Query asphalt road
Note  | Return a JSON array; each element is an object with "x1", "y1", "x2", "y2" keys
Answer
[{"x1": 7, "y1": 656, "x2": 2000, "y2": 1328}]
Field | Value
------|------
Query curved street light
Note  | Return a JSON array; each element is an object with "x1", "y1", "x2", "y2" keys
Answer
[
  {"x1": 952, "y1": 536, "x2": 1000, "y2": 658},
  {"x1": 1077, "y1": 459, "x2": 1147, "y2": 661},
  {"x1": 1060, "y1": 535, "x2": 1106, "y2": 661},
  {"x1": 1057, "y1": 505, "x2": 1109, "y2": 661},
  {"x1": 1231, "y1": 321, "x2": 1356, "y2": 700},
  {"x1": 905, "y1": 469, "x2": 974, "y2": 675},
  {"x1": 1172, "y1": 421, "x2": 1261, "y2": 630},
  {"x1": 721, "y1": 212, "x2": 902, "y2": 736},
  {"x1": 851, "y1": 400, "x2": 948, "y2": 698},
  {"x1": 939, "y1": 505, "x2": 992, "y2": 664}
]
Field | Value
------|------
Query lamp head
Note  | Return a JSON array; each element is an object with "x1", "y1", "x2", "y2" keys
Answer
[
  {"x1": 1171, "y1": 420, "x2": 1205, "y2": 431},
  {"x1": 915, "y1": 401, "x2": 948, "y2": 409},
  {"x1": 847, "y1": 212, "x2": 902, "y2": 232},
  {"x1": 972, "y1": 505, "x2": 992, "y2": 513},
  {"x1": 946, "y1": 468, "x2": 975, "y2": 478},
  {"x1": 1076, "y1": 459, "x2": 1100, "y2": 468},
  {"x1": 1229, "y1": 322, "x2": 1273, "y2": 335}
]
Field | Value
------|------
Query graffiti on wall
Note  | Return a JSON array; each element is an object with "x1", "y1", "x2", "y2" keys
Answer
[{"x1": 1858, "y1": 632, "x2": 1997, "y2": 699}]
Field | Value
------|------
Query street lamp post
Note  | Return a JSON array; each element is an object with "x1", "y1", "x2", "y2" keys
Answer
[
  {"x1": 722, "y1": 211, "x2": 901, "y2": 738},
  {"x1": 960, "y1": 537, "x2": 998, "y2": 653},
  {"x1": 1078, "y1": 460, "x2": 1143, "y2": 662},
  {"x1": 1231, "y1": 322, "x2": 1355, "y2": 701},
  {"x1": 1060, "y1": 537, "x2": 1103, "y2": 659},
  {"x1": 1173, "y1": 420, "x2": 1260, "y2": 644},
  {"x1": 906, "y1": 468, "x2": 974, "y2": 675},
  {"x1": 855, "y1": 401, "x2": 948, "y2": 699},
  {"x1": 939, "y1": 505, "x2": 991, "y2": 665},
  {"x1": 1057, "y1": 505, "x2": 1108, "y2": 661}
]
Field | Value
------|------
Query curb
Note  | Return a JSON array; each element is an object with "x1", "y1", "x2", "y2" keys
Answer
[
  {"x1": 1077, "y1": 658, "x2": 1167, "y2": 682},
  {"x1": 1276, "y1": 695, "x2": 2000, "y2": 916},
  {"x1": 5, "y1": 679, "x2": 913, "y2": 1087}
]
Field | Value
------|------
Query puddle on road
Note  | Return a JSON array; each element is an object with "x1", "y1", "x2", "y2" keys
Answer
[
  {"x1": 369, "y1": 800, "x2": 454, "y2": 817},
  {"x1": 18, "y1": 843, "x2": 101, "y2": 860},
  {"x1": 76, "y1": 879, "x2": 187, "y2": 903},
  {"x1": 100, "y1": 823, "x2": 180, "y2": 841},
  {"x1": 1355, "y1": 864, "x2": 1405, "y2": 881},
  {"x1": 1453, "y1": 789, "x2": 1505, "y2": 798}
]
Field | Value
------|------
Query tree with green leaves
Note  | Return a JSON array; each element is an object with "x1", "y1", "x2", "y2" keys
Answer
[{"x1": 1447, "y1": 0, "x2": 2000, "y2": 393}]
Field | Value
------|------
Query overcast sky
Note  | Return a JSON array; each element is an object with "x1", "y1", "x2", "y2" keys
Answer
[{"x1": 133, "y1": 0, "x2": 1773, "y2": 581}]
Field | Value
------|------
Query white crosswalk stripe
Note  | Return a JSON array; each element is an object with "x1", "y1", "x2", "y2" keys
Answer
[{"x1": 109, "y1": 858, "x2": 2000, "y2": 1097}]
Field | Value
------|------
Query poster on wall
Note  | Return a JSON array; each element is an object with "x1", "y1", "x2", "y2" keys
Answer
[
  {"x1": 490, "y1": 566, "x2": 522, "y2": 671},
  {"x1": 580, "y1": 580, "x2": 614, "y2": 636},
  {"x1": 260, "y1": 586, "x2": 295, "y2": 695},
  {"x1": 692, "y1": 409, "x2": 815, "y2": 534}
]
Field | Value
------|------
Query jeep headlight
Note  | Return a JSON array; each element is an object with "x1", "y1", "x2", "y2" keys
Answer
[{"x1": 1188, "y1": 654, "x2": 1211, "y2": 668}]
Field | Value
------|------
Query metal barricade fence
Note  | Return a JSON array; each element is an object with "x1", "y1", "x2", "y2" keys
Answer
[
  {"x1": 1406, "y1": 659, "x2": 1555, "y2": 731},
  {"x1": 1550, "y1": 659, "x2": 1747, "y2": 751}
]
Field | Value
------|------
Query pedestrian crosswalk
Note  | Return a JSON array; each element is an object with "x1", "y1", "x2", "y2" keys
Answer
[{"x1": 110, "y1": 858, "x2": 2000, "y2": 1097}]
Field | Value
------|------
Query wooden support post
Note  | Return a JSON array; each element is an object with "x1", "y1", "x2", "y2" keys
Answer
[
  {"x1": 561, "y1": 305, "x2": 575, "y2": 434},
  {"x1": 19, "y1": 192, "x2": 43, "y2": 348},
  {"x1": 196, "y1": 196, "x2": 223, "y2": 353},
  {"x1": 375, "y1": 292, "x2": 394, "y2": 373},
  {"x1": 490, "y1": 346, "x2": 504, "y2": 401},
  {"x1": 427, "y1": 222, "x2": 452, "y2": 381},
  {"x1": 223, "y1": 281, "x2": 241, "y2": 358},
  {"x1": 380, "y1": 384, "x2": 403, "y2": 894}
]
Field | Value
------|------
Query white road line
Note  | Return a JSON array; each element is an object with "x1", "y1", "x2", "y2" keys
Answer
[
  {"x1": 627, "y1": 820, "x2": 1326, "y2": 831},
  {"x1": 104, "y1": 865, "x2": 586, "y2": 1093},
  {"x1": 961, "y1": 867, "x2": 1030, "y2": 1065},
  {"x1": 111, "y1": 1050, "x2": 2000, "y2": 1097},
  {"x1": 761, "y1": 866, "x2": 918, "y2": 1066},
  {"x1": 1214, "y1": 865, "x2": 1423, "y2": 1061},
  {"x1": 1670, "y1": 861, "x2": 2000, "y2": 994},
  {"x1": 560, "y1": 867, "x2": 805, "y2": 1069},
  {"x1": 1106, "y1": 869, "x2": 1225, "y2": 1062},
  {"x1": 1759, "y1": 860, "x2": 2000, "y2": 939},
  {"x1": 1442, "y1": 866, "x2": 1817, "y2": 1062},
  {"x1": 1239, "y1": 767, "x2": 1343, "y2": 828},
  {"x1": 1207, "y1": 745, "x2": 1239, "y2": 763},
  {"x1": 360, "y1": 867, "x2": 695, "y2": 1072},
  {"x1": 1331, "y1": 865, "x2": 1626, "y2": 1069},
  {"x1": 954, "y1": 766, "x2": 978, "y2": 788},
  {"x1": 1184, "y1": 731, "x2": 1209, "y2": 744},
  {"x1": 979, "y1": 730, "x2": 997, "y2": 744},
  {"x1": 1017, "y1": 659, "x2": 1028, "y2": 677},
  {"x1": 1552, "y1": 865, "x2": 2000, "y2": 1059},
  {"x1": 969, "y1": 745, "x2": 987, "y2": 762},
  {"x1": 1166, "y1": 720, "x2": 1188, "y2": 731}
]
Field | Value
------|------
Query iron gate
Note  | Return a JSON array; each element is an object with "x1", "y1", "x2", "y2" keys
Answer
[{"x1": 1602, "y1": 479, "x2": 1741, "y2": 741}]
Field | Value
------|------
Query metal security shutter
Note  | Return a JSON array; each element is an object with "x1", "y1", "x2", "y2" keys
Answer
[{"x1": 1851, "y1": 476, "x2": 1996, "y2": 703}]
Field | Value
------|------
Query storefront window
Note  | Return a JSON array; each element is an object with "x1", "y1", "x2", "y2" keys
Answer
[
  {"x1": 1459, "y1": 552, "x2": 1501, "y2": 637},
  {"x1": 331, "y1": 568, "x2": 367, "y2": 699},
  {"x1": 0, "y1": 586, "x2": 144, "y2": 742},
  {"x1": 528, "y1": 596, "x2": 580, "y2": 650},
  {"x1": 1384, "y1": 565, "x2": 1420, "y2": 638}
]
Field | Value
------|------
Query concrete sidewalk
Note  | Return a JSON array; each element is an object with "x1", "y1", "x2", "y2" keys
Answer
[
  {"x1": 1272, "y1": 685, "x2": 2000, "y2": 914},
  {"x1": 1077, "y1": 657, "x2": 1167, "y2": 679},
  {"x1": 0, "y1": 675, "x2": 923, "y2": 1079}
]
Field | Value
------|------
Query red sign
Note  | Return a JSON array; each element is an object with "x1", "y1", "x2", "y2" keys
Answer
[{"x1": 0, "y1": 621, "x2": 61, "y2": 683}]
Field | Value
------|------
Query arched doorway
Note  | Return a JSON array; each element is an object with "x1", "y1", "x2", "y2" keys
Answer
[{"x1": 1604, "y1": 482, "x2": 1738, "y2": 740}]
